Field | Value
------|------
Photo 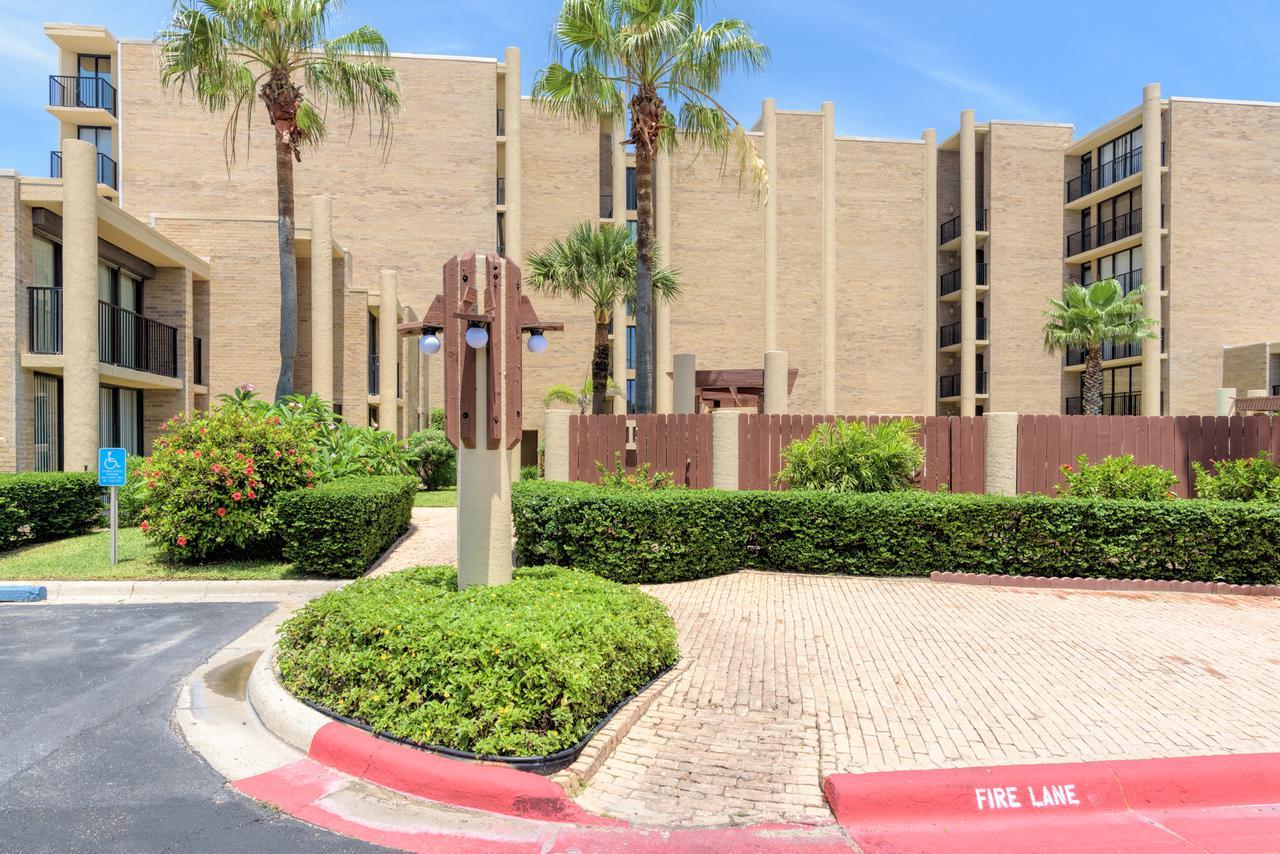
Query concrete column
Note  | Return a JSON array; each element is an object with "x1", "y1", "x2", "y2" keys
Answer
[
  {"x1": 543, "y1": 408, "x2": 570, "y2": 481},
  {"x1": 959, "y1": 109, "x2": 977, "y2": 416},
  {"x1": 405, "y1": 336, "x2": 420, "y2": 433},
  {"x1": 612, "y1": 115, "x2": 629, "y2": 415},
  {"x1": 503, "y1": 46, "x2": 522, "y2": 264},
  {"x1": 821, "y1": 101, "x2": 836, "y2": 414},
  {"x1": 762, "y1": 98, "x2": 779, "y2": 353},
  {"x1": 377, "y1": 269, "x2": 398, "y2": 435},
  {"x1": 61, "y1": 138, "x2": 100, "y2": 472},
  {"x1": 655, "y1": 145, "x2": 673, "y2": 412},
  {"x1": 673, "y1": 353, "x2": 696, "y2": 414},
  {"x1": 983, "y1": 411, "x2": 1018, "y2": 496},
  {"x1": 1140, "y1": 83, "x2": 1163, "y2": 416},
  {"x1": 711, "y1": 409, "x2": 739, "y2": 491},
  {"x1": 611, "y1": 296, "x2": 628, "y2": 414},
  {"x1": 1215, "y1": 387, "x2": 1233, "y2": 416},
  {"x1": 456, "y1": 344, "x2": 512, "y2": 588},
  {"x1": 310, "y1": 195, "x2": 334, "y2": 403},
  {"x1": 764, "y1": 350, "x2": 788, "y2": 414},
  {"x1": 922, "y1": 129, "x2": 938, "y2": 414}
]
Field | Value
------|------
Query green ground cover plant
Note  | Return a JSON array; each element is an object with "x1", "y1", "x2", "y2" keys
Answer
[
  {"x1": 1057, "y1": 454, "x2": 1178, "y2": 500},
  {"x1": 0, "y1": 472, "x2": 102, "y2": 551},
  {"x1": 513, "y1": 481, "x2": 1280, "y2": 586},
  {"x1": 276, "y1": 565, "x2": 678, "y2": 757},
  {"x1": 277, "y1": 476, "x2": 416, "y2": 577}
]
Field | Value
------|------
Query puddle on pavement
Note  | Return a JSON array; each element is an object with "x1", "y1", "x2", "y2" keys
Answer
[{"x1": 204, "y1": 651, "x2": 261, "y2": 701}]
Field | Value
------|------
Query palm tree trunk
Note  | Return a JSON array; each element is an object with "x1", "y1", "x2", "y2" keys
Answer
[
  {"x1": 633, "y1": 143, "x2": 655, "y2": 415},
  {"x1": 591, "y1": 311, "x2": 610, "y2": 415},
  {"x1": 273, "y1": 135, "x2": 298, "y2": 401},
  {"x1": 1083, "y1": 343, "x2": 1104, "y2": 415}
]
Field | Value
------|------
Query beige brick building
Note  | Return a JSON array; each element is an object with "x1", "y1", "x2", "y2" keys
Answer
[{"x1": 4, "y1": 20, "x2": 1280, "y2": 472}]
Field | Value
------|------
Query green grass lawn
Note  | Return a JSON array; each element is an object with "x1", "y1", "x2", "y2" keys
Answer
[
  {"x1": 0, "y1": 527, "x2": 304, "y2": 581},
  {"x1": 414, "y1": 487, "x2": 457, "y2": 508}
]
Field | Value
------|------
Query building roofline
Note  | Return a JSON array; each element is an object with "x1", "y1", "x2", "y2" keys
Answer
[
  {"x1": 1169, "y1": 95, "x2": 1280, "y2": 109},
  {"x1": 117, "y1": 37, "x2": 497, "y2": 64},
  {"x1": 836, "y1": 135, "x2": 922, "y2": 145}
]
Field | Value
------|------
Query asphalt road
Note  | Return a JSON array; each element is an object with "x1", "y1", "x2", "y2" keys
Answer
[{"x1": 0, "y1": 603, "x2": 390, "y2": 854}]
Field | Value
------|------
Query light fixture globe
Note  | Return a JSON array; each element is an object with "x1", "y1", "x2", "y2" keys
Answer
[
  {"x1": 465, "y1": 325, "x2": 489, "y2": 349},
  {"x1": 419, "y1": 332, "x2": 441, "y2": 355},
  {"x1": 527, "y1": 331, "x2": 548, "y2": 354}
]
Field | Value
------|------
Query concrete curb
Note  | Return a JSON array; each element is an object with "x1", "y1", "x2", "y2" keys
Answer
[
  {"x1": 245, "y1": 648, "x2": 329, "y2": 755},
  {"x1": 0, "y1": 579, "x2": 346, "y2": 603},
  {"x1": 930, "y1": 571, "x2": 1280, "y2": 597}
]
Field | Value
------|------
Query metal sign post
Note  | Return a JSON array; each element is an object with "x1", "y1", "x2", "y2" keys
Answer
[{"x1": 98, "y1": 447, "x2": 127, "y2": 566}]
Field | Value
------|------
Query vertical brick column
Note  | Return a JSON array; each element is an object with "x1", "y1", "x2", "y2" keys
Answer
[
  {"x1": 711, "y1": 410, "x2": 739, "y2": 491},
  {"x1": 60, "y1": 138, "x2": 100, "y2": 472},
  {"x1": 672, "y1": 353, "x2": 696, "y2": 414},
  {"x1": 377, "y1": 269, "x2": 398, "y2": 435},
  {"x1": 1140, "y1": 83, "x2": 1163, "y2": 415},
  {"x1": 761, "y1": 98, "x2": 779, "y2": 354},
  {"x1": 543, "y1": 408, "x2": 570, "y2": 482},
  {"x1": 922, "y1": 128, "x2": 938, "y2": 414},
  {"x1": 764, "y1": 350, "x2": 789, "y2": 414},
  {"x1": 821, "y1": 101, "x2": 836, "y2": 413},
  {"x1": 984, "y1": 411, "x2": 1018, "y2": 496},
  {"x1": 310, "y1": 195, "x2": 334, "y2": 403},
  {"x1": 503, "y1": 47, "x2": 522, "y2": 264},
  {"x1": 612, "y1": 116, "x2": 629, "y2": 415},
  {"x1": 959, "y1": 109, "x2": 978, "y2": 417},
  {"x1": 655, "y1": 146, "x2": 673, "y2": 412}
]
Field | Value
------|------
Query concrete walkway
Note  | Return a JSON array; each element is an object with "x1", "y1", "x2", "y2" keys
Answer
[{"x1": 370, "y1": 506, "x2": 457, "y2": 575}]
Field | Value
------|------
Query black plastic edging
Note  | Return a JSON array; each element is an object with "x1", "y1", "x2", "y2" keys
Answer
[{"x1": 295, "y1": 660, "x2": 677, "y2": 776}]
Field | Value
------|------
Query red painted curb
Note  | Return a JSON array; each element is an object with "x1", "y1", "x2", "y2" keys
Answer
[
  {"x1": 929, "y1": 570, "x2": 1280, "y2": 597},
  {"x1": 305, "y1": 721, "x2": 622, "y2": 825}
]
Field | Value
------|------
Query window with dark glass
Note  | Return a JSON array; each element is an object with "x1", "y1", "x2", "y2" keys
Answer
[
  {"x1": 625, "y1": 166, "x2": 636, "y2": 211},
  {"x1": 625, "y1": 325, "x2": 636, "y2": 370},
  {"x1": 99, "y1": 385, "x2": 143, "y2": 456}
]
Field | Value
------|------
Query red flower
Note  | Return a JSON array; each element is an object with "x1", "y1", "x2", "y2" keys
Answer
[
  {"x1": 216, "y1": 507, "x2": 227, "y2": 517},
  {"x1": 274, "y1": 450, "x2": 282, "y2": 458},
  {"x1": 236, "y1": 452, "x2": 245, "y2": 460},
  {"x1": 139, "y1": 521, "x2": 150, "y2": 532},
  {"x1": 225, "y1": 478, "x2": 234, "y2": 487},
  {"x1": 247, "y1": 491, "x2": 257, "y2": 500},
  {"x1": 177, "y1": 535, "x2": 187, "y2": 546},
  {"x1": 306, "y1": 482, "x2": 314, "y2": 489},
  {"x1": 232, "y1": 492, "x2": 243, "y2": 501},
  {"x1": 193, "y1": 450, "x2": 202, "y2": 458},
  {"x1": 211, "y1": 463, "x2": 222, "y2": 474},
  {"x1": 306, "y1": 469, "x2": 315, "y2": 478},
  {"x1": 176, "y1": 448, "x2": 186, "y2": 456}
]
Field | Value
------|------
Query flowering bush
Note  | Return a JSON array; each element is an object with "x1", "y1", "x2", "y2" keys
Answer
[
  {"x1": 1193, "y1": 453, "x2": 1280, "y2": 500},
  {"x1": 1056, "y1": 454, "x2": 1178, "y2": 501}
]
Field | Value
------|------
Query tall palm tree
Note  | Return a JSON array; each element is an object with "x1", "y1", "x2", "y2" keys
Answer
[
  {"x1": 527, "y1": 221, "x2": 679, "y2": 414},
  {"x1": 157, "y1": 0, "x2": 400, "y2": 400},
  {"x1": 1042, "y1": 279, "x2": 1158, "y2": 415},
  {"x1": 533, "y1": 0, "x2": 768, "y2": 414}
]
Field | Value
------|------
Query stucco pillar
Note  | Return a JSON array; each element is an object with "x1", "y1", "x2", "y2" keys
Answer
[
  {"x1": 764, "y1": 350, "x2": 788, "y2": 414},
  {"x1": 959, "y1": 109, "x2": 977, "y2": 416},
  {"x1": 405, "y1": 336, "x2": 420, "y2": 433},
  {"x1": 983, "y1": 412, "x2": 1018, "y2": 496},
  {"x1": 503, "y1": 47, "x2": 522, "y2": 265},
  {"x1": 456, "y1": 341, "x2": 513, "y2": 588},
  {"x1": 421, "y1": 349, "x2": 431, "y2": 428},
  {"x1": 762, "y1": 98, "x2": 779, "y2": 353},
  {"x1": 1140, "y1": 83, "x2": 1163, "y2": 416},
  {"x1": 922, "y1": 128, "x2": 938, "y2": 414},
  {"x1": 310, "y1": 195, "x2": 334, "y2": 403},
  {"x1": 673, "y1": 353, "x2": 696, "y2": 414},
  {"x1": 61, "y1": 138, "x2": 99, "y2": 472},
  {"x1": 377, "y1": 269, "x2": 398, "y2": 435},
  {"x1": 1215, "y1": 387, "x2": 1233, "y2": 416},
  {"x1": 612, "y1": 115, "x2": 629, "y2": 415},
  {"x1": 543, "y1": 408, "x2": 570, "y2": 481},
  {"x1": 711, "y1": 409, "x2": 739, "y2": 491},
  {"x1": 821, "y1": 101, "x2": 836, "y2": 414},
  {"x1": 655, "y1": 145, "x2": 673, "y2": 412}
]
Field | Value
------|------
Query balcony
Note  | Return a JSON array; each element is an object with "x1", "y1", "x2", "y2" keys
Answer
[
  {"x1": 939, "y1": 321, "x2": 960, "y2": 348},
  {"x1": 1066, "y1": 208, "x2": 1142, "y2": 258},
  {"x1": 50, "y1": 150, "x2": 118, "y2": 190},
  {"x1": 939, "y1": 371, "x2": 988, "y2": 398},
  {"x1": 939, "y1": 263, "x2": 988, "y2": 297},
  {"x1": 600, "y1": 192, "x2": 614, "y2": 220},
  {"x1": 1065, "y1": 392, "x2": 1141, "y2": 415},
  {"x1": 1273, "y1": 384, "x2": 1280, "y2": 396},
  {"x1": 48, "y1": 74, "x2": 116, "y2": 116},
  {"x1": 27, "y1": 287, "x2": 178, "y2": 378},
  {"x1": 1065, "y1": 147, "x2": 1142, "y2": 203},
  {"x1": 194, "y1": 336, "x2": 205, "y2": 386},
  {"x1": 369, "y1": 354, "x2": 379, "y2": 396},
  {"x1": 496, "y1": 176, "x2": 506, "y2": 206},
  {"x1": 496, "y1": 108, "x2": 505, "y2": 137},
  {"x1": 1065, "y1": 327, "x2": 1166, "y2": 367},
  {"x1": 938, "y1": 209, "x2": 987, "y2": 246}
]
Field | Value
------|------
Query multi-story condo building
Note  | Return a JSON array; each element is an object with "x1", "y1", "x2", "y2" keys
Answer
[{"x1": 3, "y1": 20, "x2": 1280, "y2": 473}]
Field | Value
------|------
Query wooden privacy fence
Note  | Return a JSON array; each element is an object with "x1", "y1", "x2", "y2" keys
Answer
[
  {"x1": 1017, "y1": 414, "x2": 1280, "y2": 497},
  {"x1": 737, "y1": 414, "x2": 985, "y2": 492},
  {"x1": 568, "y1": 413, "x2": 714, "y2": 487}
]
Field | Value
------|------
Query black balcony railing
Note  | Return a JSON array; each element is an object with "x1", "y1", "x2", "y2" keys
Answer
[
  {"x1": 98, "y1": 301, "x2": 178, "y2": 377},
  {"x1": 496, "y1": 108, "x2": 505, "y2": 137},
  {"x1": 1065, "y1": 147, "x2": 1143, "y2": 202},
  {"x1": 938, "y1": 209, "x2": 987, "y2": 244},
  {"x1": 939, "y1": 371, "x2": 988, "y2": 398},
  {"x1": 600, "y1": 192, "x2": 614, "y2": 219},
  {"x1": 977, "y1": 316, "x2": 988, "y2": 340},
  {"x1": 1065, "y1": 340, "x2": 1143, "y2": 367},
  {"x1": 1273, "y1": 384, "x2": 1280, "y2": 396},
  {"x1": 369, "y1": 354, "x2": 379, "y2": 396},
  {"x1": 49, "y1": 74, "x2": 117, "y2": 115},
  {"x1": 1066, "y1": 208, "x2": 1142, "y2": 257},
  {"x1": 28, "y1": 287, "x2": 62, "y2": 354},
  {"x1": 194, "y1": 336, "x2": 205, "y2": 385},
  {"x1": 50, "y1": 150, "x2": 118, "y2": 190},
  {"x1": 1065, "y1": 392, "x2": 1142, "y2": 415},
  {"x1": 976, "y1": 262, "x2": 987, "y2": 286},
  {"x1": 939, "y1": 321, "x2": 960, "y2": 348},
  {"x1": 939, "y1": 268, "x2": 960, "y2": 296}
]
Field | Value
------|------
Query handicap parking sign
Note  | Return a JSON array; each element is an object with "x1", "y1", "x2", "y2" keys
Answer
[{"x1": 98, "y1": 447, "x2": 128, "y2": 487}]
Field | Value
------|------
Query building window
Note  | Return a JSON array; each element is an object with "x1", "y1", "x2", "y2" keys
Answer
[
  {"x1": 367, "y1": 311, "x2": 379, "y2": 396},
  {"x1": 78, "y1": 54, "x2": 111, "y2": 84},
  {"x1": 1098, "y1": 126, "x2": 1142, "y2": 186},
  {"x1": 497, "y1": 211, "x2": 506, "y2": 256},
  {"x1": 33, "y1": 373, "x2": 62, "y2": 472},
  {"x1": 368, "y1": 405, "x2": 379, "y2": 428},
  {"x1": 627, "y1": 219, "x2": 636, "y2": 239},
  {"x1": 626, "y1": 379, "x2": 636, "y2": 414},
  {"x1": 99, "y1": 385, "x2": 143, "y2": 456},
  {"x1": 625, "y1": 166, "x2": 636, "y2": 211},
  {"x1": 625, "y1": 325, "x2": 636, "y2": 370}
]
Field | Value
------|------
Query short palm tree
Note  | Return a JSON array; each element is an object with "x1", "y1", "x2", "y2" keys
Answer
[
  {"x1": 533, "y1": 0, "x2": 768, "y2": 414},
  {"x1": 1042, "y1": 279, "x2": 1158, "y2": 415},
  {"x1": 157, "y1": 0, "x2": 400, "y2": 401},
  {"x1": 543, "y1": 377, "x2": 626, "y2": 416},
  {"x1": 527, "y1": 222, "x2": 679, "y2": 414}
]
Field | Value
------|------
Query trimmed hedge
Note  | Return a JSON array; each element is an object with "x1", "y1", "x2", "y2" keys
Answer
[
  {"x1": 512, "y1": 481, "x2": 1280, "y2": 586},
  {"x1": 276, "y1": 475, "x2": 417, "y2": 577},
  {"x1": 0, "y1": 473, "x2": 102, "y2": 551}
]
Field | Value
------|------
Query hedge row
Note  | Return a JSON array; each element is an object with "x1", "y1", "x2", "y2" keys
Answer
[
  {"x1": 277, "y1": 476, "x2": 417, "y2": 577},
  {"x1": 512, "y1": 481, "x2": 1280, "y2": 586},
  {"x1": 0, "y1": 473, "x2": 102, "y2": 551}
]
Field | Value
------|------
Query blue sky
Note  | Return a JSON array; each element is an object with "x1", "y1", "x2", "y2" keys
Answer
[{"x1": 1, "y1": 0, "x2": 1277, "y2": 176}]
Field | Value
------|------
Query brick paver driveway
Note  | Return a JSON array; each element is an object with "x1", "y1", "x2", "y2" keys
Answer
[{"x1": 574, "y1": 571, "x2": 1280, "y2": 827}]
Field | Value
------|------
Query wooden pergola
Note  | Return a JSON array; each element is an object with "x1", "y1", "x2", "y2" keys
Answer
[{"x1": 665, "y1": 368, "x2": 800, "y2": 412}]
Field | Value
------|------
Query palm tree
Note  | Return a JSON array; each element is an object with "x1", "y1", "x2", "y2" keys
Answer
[
  {"x1": 157, "y1": 0, "x2": 400, "y2": 400},
  {"x1": 1042, "y1": 279, "x2": 1158, "y2": 415},
  {"x1": 544, "y1": 377, "x2": 626, "y2": 416},
  {"x1": 528, "y1": 221, "x2": 679, "y2": 413},
  {"x1": 533, "y1": 0, "x2": 768, "y2": 414}
]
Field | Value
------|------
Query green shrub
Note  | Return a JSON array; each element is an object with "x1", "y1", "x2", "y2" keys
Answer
[
  {"x1": 1058, "y1": 454, "x2": 1178, "y2": 500},
  {"x1": 520, "y1": 465, "x2": 541, "y2": 481},
  {"x1": 405, "y1": 429, "x2": 456, "y2": 490},
  {"x1": 118, "y1": 455, "x2": 148, "y2": 525},
  {"x1": 276, "y1": 475, "x2": 417, "y2": 577},
  {"x1": 276, "y1": 565, "x2": 678, "y2": 756},
  {"x1": 1193, "y1": 453, "x2": 1280, "y2": 501},
  {"x1": 0, "y1": 472, "x2": 101, "y2": 551},
  {"x1": 429, "y1": 407, "x2": 446, "y2": 431},
  {"x1": 777, "y1": 418, "x2": 924, "y2": 492},
  {"x1": 595, "y1": 453, "x2": 676, "y2": 490},
  {"x1": 513, "y1": 481, "x2": 1280, "y2": 586}
]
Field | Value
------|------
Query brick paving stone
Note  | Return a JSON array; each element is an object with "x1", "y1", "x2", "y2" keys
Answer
[
  {"x1": 574, "y1": 570, "x2": 1280, "y2": 828},
  {"x1": 369, "y1": 507, "x2": 456, "y2": 575}
]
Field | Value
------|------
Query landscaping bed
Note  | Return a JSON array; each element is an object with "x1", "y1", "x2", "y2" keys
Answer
[
  {"x1": 276, "y1": 565, "x2": 679, "y2": 769},
  {"x1": 512, "y1": 481, "x2": 1280, "y2": 586}
]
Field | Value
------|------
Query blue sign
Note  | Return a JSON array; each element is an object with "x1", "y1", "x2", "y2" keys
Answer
[{"x1": 98, "y1": 447, "x2": 128, "y2": 487}]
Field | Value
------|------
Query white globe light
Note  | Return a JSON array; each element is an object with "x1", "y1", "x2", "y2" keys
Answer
[
  {"x1": 419, "y1": 333, "x2": 441, "y2": 355},
  {"x1": 465, "y1": 325, "x2": 489, "y2": 349},
  {"x1": 527, "y1": 332, "x2": 549, "y2": 354}
]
